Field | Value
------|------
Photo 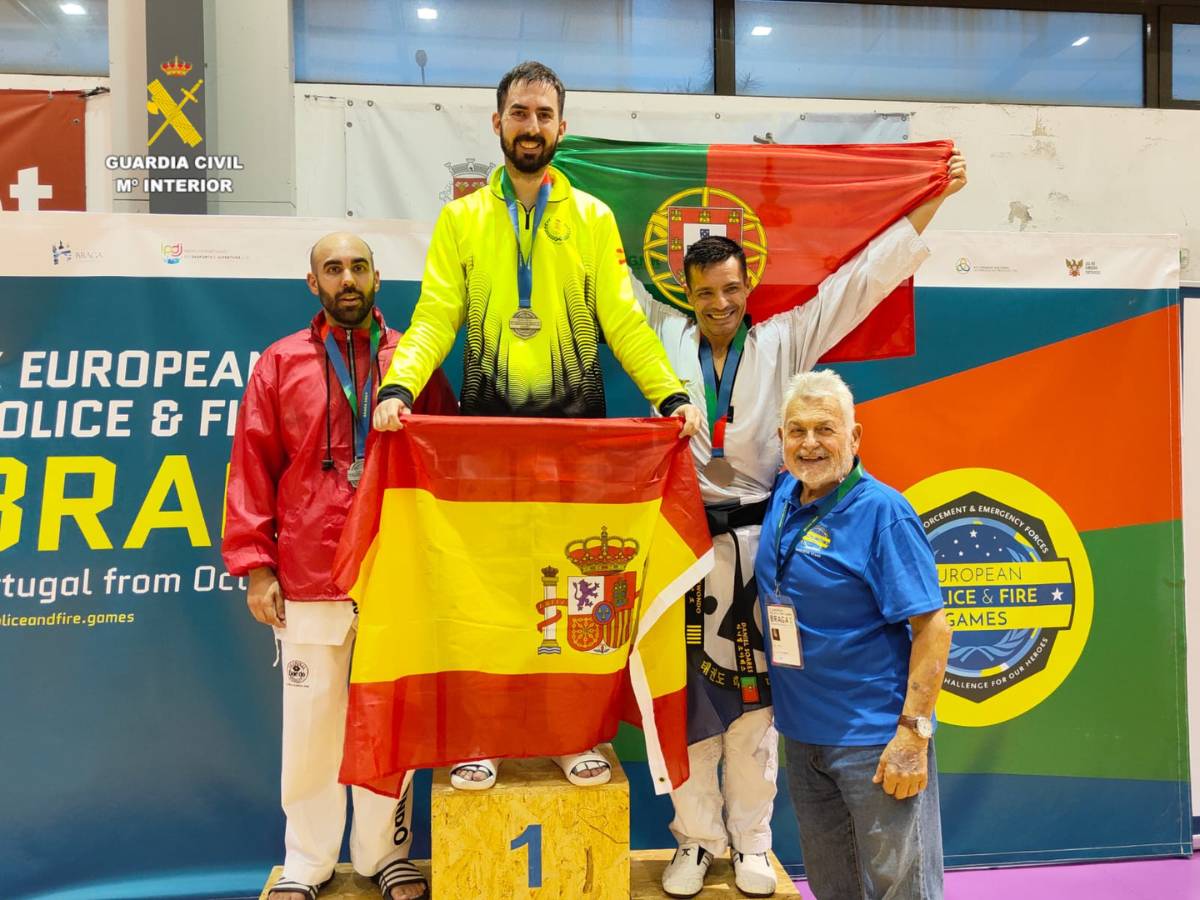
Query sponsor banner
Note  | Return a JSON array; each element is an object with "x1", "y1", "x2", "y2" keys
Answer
[
  {"x1": 0, "y1": 215, "x2": 1187, "y2": 897},
  {"x1": 1, "y1": 210, "x2": 429, "y2": 280},
  {"x1": 919, "y1": 231, "x2": 1180, "y2": 289},
  {"x1": 840, "y1": 230, "x2": 1188, "y2": 866},
  {"x1": 344, "y1": 100, "x2": 906, "y2": 221},
  {"x1": 0, "y1": 89, "x2": 85, "y2": 212}
]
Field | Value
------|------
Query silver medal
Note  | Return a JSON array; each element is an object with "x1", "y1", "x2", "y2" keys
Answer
[
  {"x1": 348, "y1": 458, "x2": 364, "y2": 489},
  {"x1": 509, "y1": 308, "x2": 542, "y2": 339}
]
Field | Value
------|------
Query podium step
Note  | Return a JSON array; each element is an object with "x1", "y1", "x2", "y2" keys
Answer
[
  {"x1": 258, "y1": 848, "x2": 797, "y2": 897},
  {"x1": 431, "y1": 744, "x2": 630, "y2": 898},
  {"x1": 631, "y1": 848, "x2": 799, "y2": 898},
  {"x1": 259, "y1": 861, "x2": 432, "y2": 899}
]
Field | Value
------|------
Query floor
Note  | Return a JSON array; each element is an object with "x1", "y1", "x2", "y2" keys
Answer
[{"x1": 792, "y1": 853, "x2": 1200, "y2": 899}]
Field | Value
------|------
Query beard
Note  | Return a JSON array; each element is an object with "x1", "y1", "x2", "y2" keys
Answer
[
  {"x1": 319, "y1": 285, "x2": 376, "y2": 328},
  {"x1": 500, "y1": 130, "x2": 559, "y2": 174}
]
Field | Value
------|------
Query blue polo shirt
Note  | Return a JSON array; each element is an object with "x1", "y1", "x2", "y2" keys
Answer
[{"x1": 755, "y1": 465, "x2": 942, "y2": 746}]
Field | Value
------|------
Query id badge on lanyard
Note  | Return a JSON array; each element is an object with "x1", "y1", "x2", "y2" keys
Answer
[{"x1": 766, "y1": 603, "x2": 804, "y2": 669}]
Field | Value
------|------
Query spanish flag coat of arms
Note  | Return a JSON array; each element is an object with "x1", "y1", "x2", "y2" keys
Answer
[{"x1": 334, "y1": 417, "x2": 713, "y2": 796}]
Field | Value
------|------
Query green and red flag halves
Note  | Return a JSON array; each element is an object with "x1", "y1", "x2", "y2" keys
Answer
[{"x1": 554, "y1": 137, "x2": 953, "y2": 362}]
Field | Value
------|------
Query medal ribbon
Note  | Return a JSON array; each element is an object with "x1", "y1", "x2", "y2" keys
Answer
[
  {"x1": 699, "y1": 322, "x2": 748, "y2": 459},
  {"x1": 773, "y1": 461, "x2": 864, "y2": 601},
  {"x1": 500, "y1": 168, "x2": 552, "y2": 311},
  {"x1": 322, "y1": 317, "x2": 380, "y2": 459}
]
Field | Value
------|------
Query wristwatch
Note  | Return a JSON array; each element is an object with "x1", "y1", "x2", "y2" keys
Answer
[{"x1": 898, "y1": 714, "x2": 933, "y2": 739}]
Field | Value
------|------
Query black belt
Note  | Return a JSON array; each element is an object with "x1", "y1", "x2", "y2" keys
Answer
[{"x1": 704, "y1": 499, "x2": 769, "y2": 537}]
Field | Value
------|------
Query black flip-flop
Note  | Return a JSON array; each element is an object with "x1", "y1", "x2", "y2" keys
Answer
[
  {"x1": 376, "y1": 859, "x2": 429, "y2": 900},
  {"x1": 268, "y1": 875, "x2": 330, "y2": 899}
]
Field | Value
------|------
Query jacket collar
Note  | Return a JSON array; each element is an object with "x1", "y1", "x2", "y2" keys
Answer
[
  {"x1": 487, "y1": 164, "x2": 571, "y2": 203},
  {"x1": 308, "y1": 305, "x2": 388, "y2": 343}
]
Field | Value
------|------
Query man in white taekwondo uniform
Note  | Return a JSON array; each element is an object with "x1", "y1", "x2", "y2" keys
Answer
[{"x1": 640, "y1": 150, "x2": 967, "y2": 898}]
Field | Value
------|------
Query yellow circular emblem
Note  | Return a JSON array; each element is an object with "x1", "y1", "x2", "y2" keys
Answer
[
  {"x1": 543, "y1": 216, "x2": 570, "y2": 243},
  {"x1": 904, "y1": 468, "x2": 1094, "y2": 728},
  {"x1": 642, "y1": 186, "x2": 768, "y2": 312}
]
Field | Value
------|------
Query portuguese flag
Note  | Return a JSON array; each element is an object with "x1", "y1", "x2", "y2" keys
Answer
[
  {"x1": 335, "y1": 416, "x2": 713, "y2": 797},
  {"x1": 555, "y1": 136, "x2": 953, "y2": 362}
]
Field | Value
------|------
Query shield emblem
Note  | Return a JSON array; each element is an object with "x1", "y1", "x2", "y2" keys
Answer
[
  {"x1": 566, "y1": 574, "x2": 636, "y2": 653},
  {"x1": 453, "y1": 175, "x2": 487, "y2": 198},
  {"x1": 667, "y1": 206, "x2": 744, "y2": 286}
]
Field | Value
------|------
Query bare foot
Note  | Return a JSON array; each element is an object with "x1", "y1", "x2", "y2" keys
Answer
[
  {"x1": 451, "y1": 763, "x2": 491, "y2": 782},
  {"x1": 572, "y1": 760, "x2": 610, "y2": 779},
  {"x1": 389, "y1": 884, "x2": 426, "y2": 900}
]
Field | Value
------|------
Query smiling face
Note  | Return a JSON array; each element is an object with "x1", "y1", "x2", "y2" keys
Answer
[
  {"x1": 492, "y1": 79, "x2": 566, "y2": 175},
  {"x1": 685, "y1": 256, "x2": 750, "y2": 349},
  {"x1": 779, "y1": 393, "x2": 862, "y2": 501},
  {"x1": 307, "y1": 233, "x2": 380, "y2": 329}
]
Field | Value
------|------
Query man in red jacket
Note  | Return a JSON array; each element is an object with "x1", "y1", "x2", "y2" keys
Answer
[{"x1": 223, "y1": 232, "x2": 457, "y2": 900}]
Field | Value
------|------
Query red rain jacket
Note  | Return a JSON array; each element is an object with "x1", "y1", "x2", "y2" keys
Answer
[{"x1": 222, "y1": 308, "x2": 458, "y2": 601}]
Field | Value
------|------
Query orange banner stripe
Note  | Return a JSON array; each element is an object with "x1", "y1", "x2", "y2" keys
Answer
[{"x1": 856, "y1": 306, "x2": 1181, "y2": 535}]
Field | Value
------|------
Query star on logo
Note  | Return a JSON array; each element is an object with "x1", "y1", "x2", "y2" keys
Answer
[
  {"x1": 969, "y1": 529, "x2": 978, "y2": 538},
  {"x1": 1051, "y1": 588, "x2": 1064, "y2": 601}
]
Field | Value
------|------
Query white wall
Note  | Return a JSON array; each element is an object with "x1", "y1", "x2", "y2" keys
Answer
[{"x1": 294, "y1": 83, "x2": 1200, "y2": 281}]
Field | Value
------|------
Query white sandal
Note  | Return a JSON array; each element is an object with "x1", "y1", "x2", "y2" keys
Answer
[
  {"x1": 449, "y1": 757, "x2": 498, "y2": 790},
  {"x1": 553, "y1": 747, "x2": 612, "y2": 786}
]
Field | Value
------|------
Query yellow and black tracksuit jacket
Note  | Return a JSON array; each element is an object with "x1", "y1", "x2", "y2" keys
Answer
[{"x1": 378, "y1": 165, "x2": 688, "y2": 418}]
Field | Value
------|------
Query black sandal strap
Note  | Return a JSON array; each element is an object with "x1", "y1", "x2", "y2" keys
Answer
[
  {"x1": 377, "y1": 859, "x2": 428, "y2": 897},
  {"x1": 269, "y1": 878, "x2": 320, "y2": 900}
]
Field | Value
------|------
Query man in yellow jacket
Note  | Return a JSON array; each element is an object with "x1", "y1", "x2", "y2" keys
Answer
[{"x1": 374, "y1": 61, "x2": 700, "y2": 791}]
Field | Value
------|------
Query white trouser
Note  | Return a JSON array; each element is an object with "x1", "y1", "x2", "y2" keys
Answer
[
  {"x1": 668, "y1": 705, "x2": 778, "y2": 857},
  {"x1": 277, "y1": 601, "x2": 413, "y2": 886}
]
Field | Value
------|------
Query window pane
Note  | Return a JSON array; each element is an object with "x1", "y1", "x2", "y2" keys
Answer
[
  {"x1": 0, "y1": 0, "x2": 107, "y2": 76},
  {"x1": 1173, "y1": 23, "x2": 1200, "y2": 102},
  {"x1": 295, "y1": 0, "x2": 715, "y2": 93},
  {"x1": 734, "y1": 2, "x2": 1142, "y2": 107}
]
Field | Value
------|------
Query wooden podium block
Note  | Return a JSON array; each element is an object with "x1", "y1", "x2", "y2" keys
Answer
[
  {"x1": 259, "y1": 860, "x2": 432, "y2": 899},
  {"x1": 630, "y1": 848, "x2": 800, "y2": 898},
  {"x1": 431, "y1": 744, "x2": 630, "y2": 899}
]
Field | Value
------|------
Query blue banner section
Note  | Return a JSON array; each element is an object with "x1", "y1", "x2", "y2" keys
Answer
[
  {"x1": 2, "y1": 253, "x2": 1190, "y2": 896},
  {"x1": 0, "y1": 273, "x2": 647, "y2": 900}
]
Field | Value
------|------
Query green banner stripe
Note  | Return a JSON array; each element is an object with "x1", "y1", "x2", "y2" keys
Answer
[{"x1": 937, "y1": 518, "x2": 1186, "y2": 782}]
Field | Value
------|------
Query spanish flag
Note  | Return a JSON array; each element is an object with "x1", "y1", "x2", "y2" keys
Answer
[{"x1": 334, "y1": 417, "x2": 713, "y2": 796}]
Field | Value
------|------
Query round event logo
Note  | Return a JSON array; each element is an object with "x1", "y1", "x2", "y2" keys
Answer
[
  {"x1": 642, "y1": 186, "x2": 768, "y2": 313},
  {"x1": 904, "y1": 468, "x2": 1093, "y2": 727}
]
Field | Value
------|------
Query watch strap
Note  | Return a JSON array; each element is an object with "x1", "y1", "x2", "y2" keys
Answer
[{"x1": 898, "y1": 714, "x2": 932, "y2": 737}]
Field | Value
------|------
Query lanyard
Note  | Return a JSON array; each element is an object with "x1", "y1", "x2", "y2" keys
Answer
[
  {"x1": 773, "y1": 461, "x2": 863, "y2": 601},
  {"x1": 698, "y1": 322, "x2": 748, "y2": 458},
  {"x1": 500, "y1": 169, "x2": 552, "y2": 310},
  {"x1": 322, "y1": 317, "x2": 380, "y2": 460}
]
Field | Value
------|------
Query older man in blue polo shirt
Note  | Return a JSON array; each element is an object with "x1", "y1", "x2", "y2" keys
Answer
[{"x1": 755, "y1": 369, "x2": 952, "y2": 900}]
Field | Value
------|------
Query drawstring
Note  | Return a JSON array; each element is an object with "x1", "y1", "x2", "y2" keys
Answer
[{"x1": 322, "y1": 353, "x2": 333, "y2": 470}]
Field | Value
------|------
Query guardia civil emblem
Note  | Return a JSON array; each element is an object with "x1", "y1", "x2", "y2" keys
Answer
[
  {"x1": 440, "y1": 158, "x2": 494, "y2": 203},
  {"x1": 642, "y1": 186, "x2": 768, "y2": 312},
  {"x1": 534, "y1": 526, "x2": 639, "y2": 655}
]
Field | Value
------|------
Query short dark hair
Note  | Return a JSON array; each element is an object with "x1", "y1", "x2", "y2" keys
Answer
[
  {"x1": 497, "y1": 61, "x2": 566, "y2": 117},
  {"x1": 683, "y1": 236, "x2": 748, "y2": 289}
]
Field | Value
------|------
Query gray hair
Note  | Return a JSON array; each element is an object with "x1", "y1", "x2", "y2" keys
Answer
[{"x1": 780, "y1": 369, "x2": 856, "y2": 427}]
